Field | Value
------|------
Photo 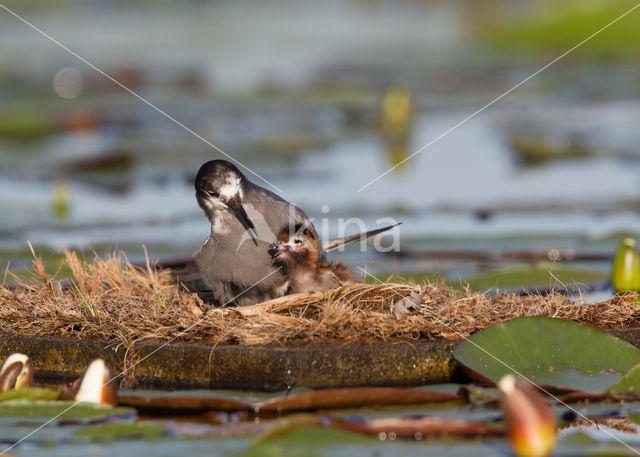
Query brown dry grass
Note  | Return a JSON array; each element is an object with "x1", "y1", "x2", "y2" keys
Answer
[{"x1": 0, "y1": 250, "x2": 638, "y2": 349}]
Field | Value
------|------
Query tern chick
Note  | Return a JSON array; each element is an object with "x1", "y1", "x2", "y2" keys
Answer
[{"x1": 269, "y1": 224, "x2": 362, "y2": 294}]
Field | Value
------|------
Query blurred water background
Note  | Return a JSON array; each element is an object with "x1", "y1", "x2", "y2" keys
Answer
[{"x1": 1, "y1": 0, "x2": 640, "y2": 293}]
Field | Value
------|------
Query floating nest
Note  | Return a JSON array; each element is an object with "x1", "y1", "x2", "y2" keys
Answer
[{"x1": 0, "y1": 250, "x2": 638, "y2": 350}]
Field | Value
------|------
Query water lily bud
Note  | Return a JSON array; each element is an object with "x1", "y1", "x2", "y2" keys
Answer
[
  {"x1": 0, "y1": 353, "x2": 33, "y2": 393},
  {"x1": 74, "y1": 359, "x2": 118, "y2": 407},
  {"x1": 381, "y1": 84, "x2": 413, "y2": 138},
  {"x1": 612, "y1": 238, "x2": 640, "y2": 294},
  {"x1": 52, "y1": 181, "x2": 70, "y2": 220},
  {"x1": 498, "y1": 375, "x2": 555, "y2": 457}
]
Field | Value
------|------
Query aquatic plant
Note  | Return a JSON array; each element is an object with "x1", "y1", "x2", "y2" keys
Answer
[
  {"x1": 612, "y1": 238, "x2": 640, "y2": 294},
  {"x1": 0, "y1": 249, "x2": 638, "y2": 353}
]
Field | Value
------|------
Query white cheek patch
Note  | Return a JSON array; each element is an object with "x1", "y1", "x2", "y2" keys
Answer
[
  {"x1": 218, "y1": 174, "x2": 242, "y2": 199},
  {"x1": 208, "y1": 207, "x2": 232, "y2": 235}
]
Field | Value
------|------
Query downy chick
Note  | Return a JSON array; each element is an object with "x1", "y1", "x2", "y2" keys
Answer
[{"x1": 269, "y1": 225, "x2": 362, "y2": 294}]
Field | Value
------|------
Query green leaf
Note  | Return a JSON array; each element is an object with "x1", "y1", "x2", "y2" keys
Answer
[
  {"x1": 607, "y1": 362, "x2": 640, "y2": 398},
  {"x1": 452, "y1": 317, "x2": 640, "y2": 393},
  {"x1": 75, "y1": 422, "x2": 166, "y2": 439},
  {"x1": 0, "y1": 387, "x2": 59, "y2": 402},
  {"x1": 0, "y1": 400, "x2": 134, "y2": 420}
]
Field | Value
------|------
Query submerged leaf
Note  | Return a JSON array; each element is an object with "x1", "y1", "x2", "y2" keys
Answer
[
  {"x1": 453, "y1": 317, "x2": 640, "y2": 393},
  {"x1": 329, "y1": 415, "x2": 504, "y2": 438}
]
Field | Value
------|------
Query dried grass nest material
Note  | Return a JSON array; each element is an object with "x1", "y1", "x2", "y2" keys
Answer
[{"x1": 0, "y1": 250, "x2": 638, "y2": 349}]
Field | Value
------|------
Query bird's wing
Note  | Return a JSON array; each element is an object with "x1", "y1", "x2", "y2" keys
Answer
[{"x1": 322, "y1": 223, "x2": 401, "y2": 252}]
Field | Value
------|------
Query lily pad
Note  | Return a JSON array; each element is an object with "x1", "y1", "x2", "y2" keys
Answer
[
  {"x1": 452, "y1": 317, "x2": 640, "y2": 393},
  {"x1": 119, "y1": 386, "x2": 462, "y2": 415},
  {"x1": 255, "y1": 387, "x2": 462, "y2": 412},
  {"x1": 118, "y1": 392, "x2": 254, "y2": 413},
  {"x1": 0, "y1": 400, "x2": 134, "y2": 421},
  {"x1": 0, "y1": 387, "x2": 59, "y2": 402},
  {"x1": 608, "y1": 363, "x2": 640, "y2": 398},
  {"x1": 75, "y1": 422, "x2": 166, "y2": 440}
]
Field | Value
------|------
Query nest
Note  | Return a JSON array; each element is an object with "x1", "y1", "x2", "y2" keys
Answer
[{"x1": 0, "y1": 250, "x2": 638, "y2": 350}]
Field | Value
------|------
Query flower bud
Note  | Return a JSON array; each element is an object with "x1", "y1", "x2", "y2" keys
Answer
[
  {"x1": 498, "y1": 375, "x2": 555, "y2": 457},
  {"x1": 74, "y1": 359, "x2": 118, "y2": 407},
  {"x1": 612, "y1": 238, "x2": 640, "y2": 294},
  {"x1": 0, "y1": 353, "x2": 33, "y2": 393}
]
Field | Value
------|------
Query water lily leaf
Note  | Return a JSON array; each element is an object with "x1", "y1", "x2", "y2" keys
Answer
[
  {"x1": 413, "y1": 383, "x2": 465, "y2": 395},
  {"x1": 253, "y1": 413, "x2": 321, "y2": 444},
  {"x1": 249, "y1": 425, "x2": 373, "y2": 457},
  {"x1": 452, "y1": 317, "x2": 640, "y2": 393},
  {"x1": 556, "y1": 391, "x2": 614, "y2": 403},
  {"x1": 118, "y1": 392, "x2": 253, "y2": 413},
  {"x1": 0, "y1": 400, "x2": 134, "y2": 420},
  {"x1": 119, "y1": 387, "x2": 462, "y2": 415},
  {"x1": 0, "y1": 387, "x2": 59, "y2": 402},
  {"x1": 255, "y1": 387, "x2": 462, "y2": 412},
  {"x1": 607, "y1": 362, "x2": 640, "y2": 398},
  {"x1": 75, "y1": 422, "x2": 166, "y2": 440}
]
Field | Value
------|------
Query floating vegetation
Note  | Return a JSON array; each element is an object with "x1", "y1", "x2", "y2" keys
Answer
[
  {"x1": 508, "y1": 134, "x2": 594, "y2": 166},
  {"x1": 0, "y1": 250, "x2": 637, "y2": 351},
  {"x1": 453, "y1": 317, "x2": 640, "y2": 394},
  {"x1": 482, "y1": 0, "x2": 640, "y2": 58}
]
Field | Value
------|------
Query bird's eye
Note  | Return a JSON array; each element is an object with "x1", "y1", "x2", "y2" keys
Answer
[
  {"x1": 207, "y1": 190, "x2": 220, "y2": 198},
  {"x1": 294, "y1": 238, "x2": 303, "y2": 244}
]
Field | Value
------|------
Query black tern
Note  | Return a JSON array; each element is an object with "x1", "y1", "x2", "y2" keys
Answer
[{"x1": 195, "y1": 160, "x2": 398, "y2": 306}]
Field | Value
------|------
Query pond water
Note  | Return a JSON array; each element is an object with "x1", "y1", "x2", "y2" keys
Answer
[
  {"x1": 1, "y1": 1, "x2": 639, "y2": 293},
  {"x1": 2, "y1": 1, "x2": 640, "y2": 452},
  {"x1": 2, "y1": 395, "x2": 640, "y2": 457}
]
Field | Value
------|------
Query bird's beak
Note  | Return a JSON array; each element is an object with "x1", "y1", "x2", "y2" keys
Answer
[
  {"x1": 276, "y1": 243, "x2": 302, "y2": 258},
  {"x1": 268, "y1": 242, "x2": 297, "y2": 259},
  {"x1": 227, "y1": 197, "x2": 258, "y2": 240},
  {"x1": 268, "y1": 243, "x2": 280, "y2": 258}
]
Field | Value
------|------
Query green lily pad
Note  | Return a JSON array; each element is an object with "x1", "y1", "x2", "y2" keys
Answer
[
  {"x1": 607, "y1": 363, "x2": 640, "y2": 398},
  {"x1": 75, "y1": 422, "x2": 166, "y2": 440},
  {"x1": 0, "y1": 387, "x2": 59, "y2": 402},
  {"x1": 452, "y1": 317, "x2": 640, "y2": 393},
  {"x1": 0, "y1": 400, "x2": 134, "y2": 420}
]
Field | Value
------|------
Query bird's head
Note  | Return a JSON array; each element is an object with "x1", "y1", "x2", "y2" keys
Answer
[
  {"x1": 270, "y1": 224, "x2": 320, "y2": 266},
  {"x1": 195, "y1": 160, "x2": 256, "y2": 235}
]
